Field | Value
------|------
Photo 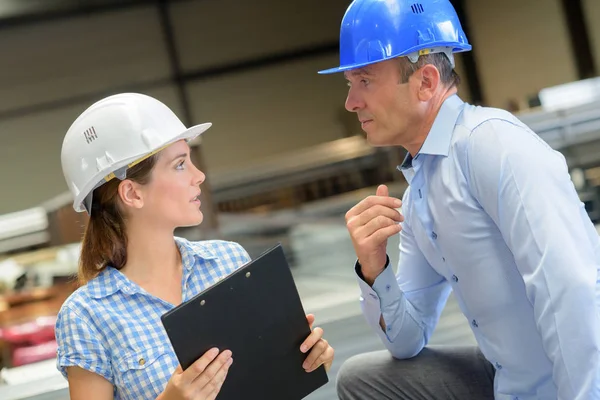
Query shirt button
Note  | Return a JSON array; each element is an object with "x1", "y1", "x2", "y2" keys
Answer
[
  {"x1": 138, "y1": 358, "x2": 146, "y2": 366},
  {"x1": 431, "y1": 231, "x2": 437, "y2": 240},
  {"x1": 495, "y1": 362, "x2": 502, "y2": 370},
  {"x1": 472, "y1": 319, "x2": 478, "y2": 328},
  {"x1": 385, "y1": 284, "x2": 391, "y2": 292},
  {"x1": 452, "y1": 275, "x2": 458, "y2": 282},
  {"x1": 442, "y1": 257, "x2": 446, "y2": 262}
]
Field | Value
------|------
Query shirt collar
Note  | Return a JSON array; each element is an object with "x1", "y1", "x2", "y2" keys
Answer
[
  {"x1": 87, "y1": 266, "x2": 128, "y2": 299},
  {"x1": 86, "y1": 237, "x2": 218, "y2": 299},
  {"x1": 399, "y1": 94, "x2": 465, "y2": 169},
  {"x1": 175, "y1": 236, "x2": 218, "y2": 271}
]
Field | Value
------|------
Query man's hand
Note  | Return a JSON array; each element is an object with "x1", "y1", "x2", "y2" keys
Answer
[{"x1": 345, "y1": 184, "x2": 403, "y2": 285}]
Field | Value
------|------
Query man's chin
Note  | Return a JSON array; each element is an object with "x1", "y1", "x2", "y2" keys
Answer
[{"x1": 364, "y1": 132, "x2": 388, "y2": 147}]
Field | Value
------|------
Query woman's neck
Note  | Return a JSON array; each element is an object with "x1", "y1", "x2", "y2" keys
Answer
[{"x1": 119, "y1": 222, "x2": 182, "y2": 287}]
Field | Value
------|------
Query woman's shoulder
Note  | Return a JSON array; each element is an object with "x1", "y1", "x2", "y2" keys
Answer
[{"x1": 56, "y1": 269, "x2": 119, "y2": 323}]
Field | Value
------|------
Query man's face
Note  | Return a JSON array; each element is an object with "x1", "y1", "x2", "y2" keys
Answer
[{"x1": 344, "y1": 58, "x2": 417, "y2": 147}]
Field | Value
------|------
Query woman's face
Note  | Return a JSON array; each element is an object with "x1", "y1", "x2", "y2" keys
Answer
[{"x1": 131, "y1": 140, "x2": 206, "y2": 229}]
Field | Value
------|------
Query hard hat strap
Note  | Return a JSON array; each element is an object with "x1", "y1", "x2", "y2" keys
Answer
[
  {"x1": 406, "y1": 46, "x2": 456, "y2": 69},
  {"x1": 83, "y1": 142, "x2": 172, "y2": 215},
  {"x1": 103, "y1": 142, "x2": 171, "y2": 183}
]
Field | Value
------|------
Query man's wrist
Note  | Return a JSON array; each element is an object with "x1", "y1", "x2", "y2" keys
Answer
[{"x1": 356, "y1": 255, "x2": 390, "y2": 286}]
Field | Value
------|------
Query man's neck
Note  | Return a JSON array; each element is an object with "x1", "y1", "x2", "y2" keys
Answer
[{"x1": 405, "y1": 87, "x2": 457, "y2": 156}]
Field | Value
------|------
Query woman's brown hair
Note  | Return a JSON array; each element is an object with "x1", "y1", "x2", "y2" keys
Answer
[{"x1": 78, "y1": 155, "x2": 158, "y2": 285}]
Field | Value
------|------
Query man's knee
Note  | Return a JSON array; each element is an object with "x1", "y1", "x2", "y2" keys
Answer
[
  {"x1": 336, "y1": 351, "x2": 396, "y2": 398},
  {"x1": 337, "y1": 347, "x2": 495, "y2": 400},
  {"x1": 336, "y1": 353, "x2": 366, "y2": 393}
]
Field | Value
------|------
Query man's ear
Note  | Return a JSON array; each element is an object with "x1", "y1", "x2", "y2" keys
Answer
[
  {"x1": 117, "y1": 180, "x2": 144, "y2": 210},
  {"x1": 416, "y1": 64, "x2": 441, "y2": 102}
]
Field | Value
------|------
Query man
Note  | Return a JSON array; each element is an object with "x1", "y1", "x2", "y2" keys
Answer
[{"x1": 318, "y1": 0, "x2": 600, "y2": 399}]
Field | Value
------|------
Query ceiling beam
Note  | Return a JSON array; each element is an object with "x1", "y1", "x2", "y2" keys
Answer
[
  {"x1": 0, "y1": 0, "x2": 190, "y2": 30},
  {"x1": 0, "y1": 42, "x2": 338, "y2": 122}
]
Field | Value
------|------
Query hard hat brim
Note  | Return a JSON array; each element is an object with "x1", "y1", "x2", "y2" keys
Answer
[
  {"x1": 318, "y1": 43, "x2": 472, "y2": 74},
  {"x1": 177, "y1": 122, "x2": 212, "y2": 144}
]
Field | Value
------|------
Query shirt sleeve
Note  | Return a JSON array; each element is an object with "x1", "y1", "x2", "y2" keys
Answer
[
  {"x1": 231, "y1": 242, "x2": 252, "y2": 264},
  {"x1": 466, "y1": 118, "x2": 600, "y2": 400},
  {"x1": 356, "y1": 190, "x2": 452, "y2": 359},
  {"x1": 55, "y1": 304, "x2": 113, "y2": 383}
]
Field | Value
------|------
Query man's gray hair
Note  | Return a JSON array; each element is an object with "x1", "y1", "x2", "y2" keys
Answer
[{"x1": 397, "y1": 53, "x2": 461, "y2": 88}]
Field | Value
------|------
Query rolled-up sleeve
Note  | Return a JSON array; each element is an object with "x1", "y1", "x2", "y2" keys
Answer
[{"x1": 55, "y1": 304, "x2": 113, "y2": 383}]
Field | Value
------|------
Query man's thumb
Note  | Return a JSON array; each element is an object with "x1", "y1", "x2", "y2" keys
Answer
[{"x1": 376, "y1": 184, "x2": 389, "y2": 197}]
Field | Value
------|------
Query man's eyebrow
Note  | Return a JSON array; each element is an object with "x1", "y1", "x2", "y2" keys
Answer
[
  {"x1": 345, "y1": 67, "x2": 376, "y2": 80},
  {"x1": 352, "y1": 67, "x2": 375, "y2": 76}
]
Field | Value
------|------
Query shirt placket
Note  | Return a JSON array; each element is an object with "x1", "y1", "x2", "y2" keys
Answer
[
  {"x1": 412, "y1": 157, "x2": 437, "y2": 247},
  {"x1": 414, "y1": 157, "x2": 479, "y2": 340},
  {"x1": 411, "y1": 156, "x2": 453, "y2": 279}
]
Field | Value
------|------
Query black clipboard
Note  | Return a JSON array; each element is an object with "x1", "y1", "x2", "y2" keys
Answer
[{"x1": 160, "y1": 244, "x2": 329, "y2": 399}]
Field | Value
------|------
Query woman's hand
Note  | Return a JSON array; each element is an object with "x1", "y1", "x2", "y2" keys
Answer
[
  {"x1": 300, "y1": 314, "x2": 335, "y2": 373},
  {"x1": 158, "y1": 347, "x2": 232, "y2": 400}
]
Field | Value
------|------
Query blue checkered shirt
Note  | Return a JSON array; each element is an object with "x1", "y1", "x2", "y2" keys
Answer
[{"x1": 55, "y1": 237, "x2": 251, "y2": 400}]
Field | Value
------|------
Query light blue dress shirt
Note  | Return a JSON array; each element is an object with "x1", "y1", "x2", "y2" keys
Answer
[{"x1": 356, "y1": 94, "x2": 600, "y2": 399}]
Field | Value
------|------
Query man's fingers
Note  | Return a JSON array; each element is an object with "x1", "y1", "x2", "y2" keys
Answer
[
  {"x1": 376, "y1": 184, "x2": 389, "y2": 197},
  {"x1": 347, "y1": 205, "x2": 403, "y2": 230},
  {"x1": 367, "y1": 224, "x2": 403, "y2": 245},
  {"x1": 346, "y1": 196, "x2": 402, "y2": 222},
  {"x1": 355, "y1": 215, "x2": 401, "y2": 240}
]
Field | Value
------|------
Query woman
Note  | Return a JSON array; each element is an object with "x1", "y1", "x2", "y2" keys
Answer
[{"x1": 55, "y1": 93, "x2": 335, "y2": 400}]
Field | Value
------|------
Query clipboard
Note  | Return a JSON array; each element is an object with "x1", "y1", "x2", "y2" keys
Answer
[{"x1": 160, "y1": 244, "x2": 329, "y2": 400}]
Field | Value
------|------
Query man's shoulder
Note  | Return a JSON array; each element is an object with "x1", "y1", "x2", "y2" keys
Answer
[
  {"x1": 457, "y1": 103, "x2": 525, "y2": 135},
  {"x1": 452, "y1": 103, "x2": 543, "y2": 154}
]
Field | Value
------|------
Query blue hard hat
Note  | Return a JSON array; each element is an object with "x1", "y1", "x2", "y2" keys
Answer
[{"x1": 319, "y1": 0, "x2": 471, "y2": 74}]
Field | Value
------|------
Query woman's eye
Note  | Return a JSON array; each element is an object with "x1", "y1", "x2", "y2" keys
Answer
[{"x1": 176, "y1": 160, "x2": 185, "y2": 170}]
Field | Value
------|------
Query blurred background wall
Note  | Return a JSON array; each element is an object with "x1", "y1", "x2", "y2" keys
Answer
[{"x1": 0, "y1": 0, "x2": 595, "y2": 215}]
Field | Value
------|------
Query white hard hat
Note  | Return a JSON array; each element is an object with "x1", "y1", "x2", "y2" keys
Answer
[{"x1": 60, "y1": 93, "x2": 211, "y2": 214}]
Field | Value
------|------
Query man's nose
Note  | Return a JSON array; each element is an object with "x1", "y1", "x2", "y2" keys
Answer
[{"x1": 345, "y1": 87, "x2": 365, "y2": 112}]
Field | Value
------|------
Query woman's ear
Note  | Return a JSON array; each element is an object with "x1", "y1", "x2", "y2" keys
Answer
[{"x1": 117, "y1": 180, "x2": 144, "y2": 210}]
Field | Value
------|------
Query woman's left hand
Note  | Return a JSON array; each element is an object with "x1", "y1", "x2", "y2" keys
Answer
[{"x1": 300, "y1": 314, "x2": 335, "y2": 373}]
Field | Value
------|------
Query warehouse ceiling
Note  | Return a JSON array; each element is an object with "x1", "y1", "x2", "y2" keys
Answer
[{"x1": 0, "y1": 0, "x2": 187, "y2": 27}]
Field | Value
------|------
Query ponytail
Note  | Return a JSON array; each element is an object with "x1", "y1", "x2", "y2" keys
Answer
[{"x1": 78, "y1": 155, "x2": 157, "y2": 285}]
